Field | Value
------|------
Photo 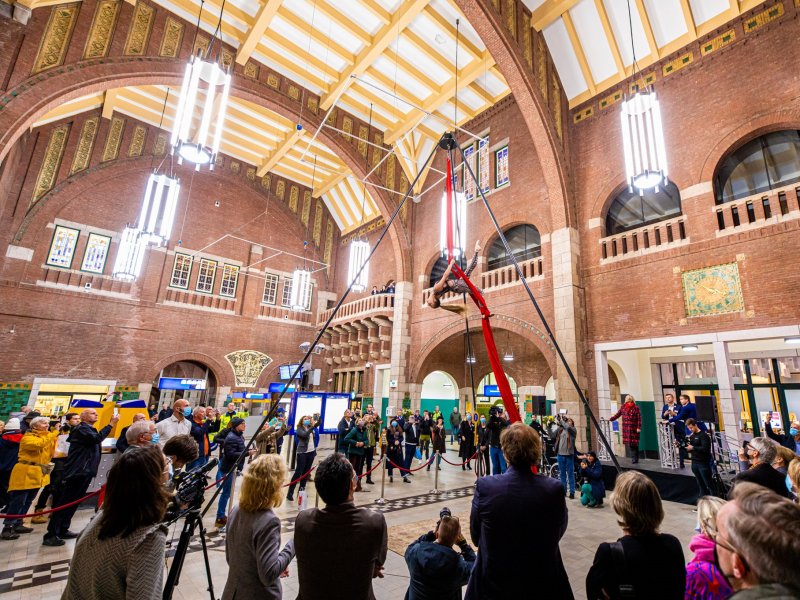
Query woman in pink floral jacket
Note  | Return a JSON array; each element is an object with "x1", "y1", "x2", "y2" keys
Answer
[{"x1": 685, "y1": 496, "x2": 733, "y2": 600}]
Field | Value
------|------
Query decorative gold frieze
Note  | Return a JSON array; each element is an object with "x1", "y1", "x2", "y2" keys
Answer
[
  {"x1": 83, "y1": 0, "x2": 120, "y2": 60},
  {"x1": 342, "y1": 116, "x2": 353, "y2": 140},
  {"x1": 324, "y1": 220, "x2": 334, "y2": 275},
  {"x1": 267, "y1": 73, "x2": 280, "y2": 89},
  {"x1": 261, "y1": 174, "x2": 271, "y2": 190},
  {"x1": 573, "y1": 106, "x2": 594, "y2": 124},
  {"x1": 289, "y1": 186, "x2": 299, "y2": 213},
  {"x1": 70, "y1": 117, "x2": 99, "y2": 175},
  {"x1": 276, "y1": 180, "x2": 285, "y2": 200},
  {"x1": 313, "y1": 199, "x2": 323, "y2": 246},
  {"x1": 102, "y1": 117, "x2": 125, "y2": 162},
  {"x1": 550, "y1": 73, "x2": 562, "y2": 140},
  {"x1": 663, "y1": 52, "x2": 693, "y2": 76},
  {"x1": 244, "y1": 62, "x2": 258, "y2": 79},
  {"x1": 372, "y1": 133, "x2": 382, "y2": 169},
  {"x1": 230, "y1": 161, "x2": 240, "y2": 174},
  {"x1": 700, "y1": 30, "x2": 735, "y2": 56},
  {"x1": 32, "y1": 4, "x2": 79, "y2": 74},
  {"x1": 159, "y1": 17, "x2": 184, "y2": 57},
  {"x1": 224, "y1": 350, "x2": 272, "y2": 388},
  {"x1": 326, "y1": 109, "x2": 337, "y2": 127},
  {"x1": 523, "y1": 23, "x2": 532, "y2": 70},
  {"x1": 153, "y1": 133, "x2": 167, "y2": 155},
  {"x1": 307, "y1": 96, "x2": 318, "y2": 113},
  {"x1": 357, "y1": 126, "x2": 369, "y2": 158},
  {"x1": 536, "y1": 35, "x2": 547, "y2": 103},
  {"x1": 222, "y1": 49, "x2": 234, "y2": 70},
  {"x1": 744, "y1": 3, "x2": 784, "y2": 33},
  {"x1": 124, "y1": 2, "x2": 154, "y2": 55},
  {"x1": 385, "y1": 153, "x2": 395, "y2": 189},
  {"x1": 288, "y1": 85, "x2": 300, "y2": 101},
  {"x1": 246, "y1": 167, "x2": 256, "y2": 181},
  {"x1": 599, "y1": 90, "x2": 623, "y2": 110},
  {"x1": 629, "y1": 72, "x2": 656, "y2": 94},
  {"x1": 128, "y1": 125, "x2": 147, "y2": 157},
  {"x1": 505, "y1": 0, "x2": 516, "y2": 37},
  {"x1": 193, "y1": 34, "x2": 210, "y2": 55},
  {"x1": 31, "y1": 124, "x2": 70, "y2": 205},
  {"x1": 301, "y1": 191, "x2": 311, "y2": 227}
]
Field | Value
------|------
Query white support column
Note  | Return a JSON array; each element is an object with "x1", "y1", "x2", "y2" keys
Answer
[
  {"x1": 712, "y1": 340, "x2": 742, "y2": 446},
  {"x1": 595, "y1": 349, "x2": 612, "y2": 420}
]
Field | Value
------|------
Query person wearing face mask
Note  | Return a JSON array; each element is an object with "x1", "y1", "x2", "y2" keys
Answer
[
  {"x1": 286, "y1": 415, "x2": 320, "y2": 502},
  {"x1": 476, "y1": 415, "x2": 491, "y2": 476},
  {"x1": 458, "y1": 414, "x2": 476, "y2": 471},
  {"x1": 123, "y1": 420, "x2": 158, "y2": 450},
  {"x1": 216, "y1": 418, "x2": 247, "y2": 528},
  {"x1": 419, "y1": 411, "x2": 433, "y2": 463},
  {"x1": 385, "y1": 420, "x2": 408, "y2": 483},
  {"x1": 363, "y1": 414, "x2": 381, "y2": 485},
  {"x1": 713, "y1": 483, "x2": 800, "y2": 599},
  {"x1": 731, "y1": 437, "x2": 789, "y2": 498},
  {"x1": 155, "y1": 399, "x2": 192, "y2": 448},
  {"x1": 345, "y1": 418, "x2": 369, "y2": 492},
  {"x1": 765, "y1": 419, "x2": 800, "y2": 454}
]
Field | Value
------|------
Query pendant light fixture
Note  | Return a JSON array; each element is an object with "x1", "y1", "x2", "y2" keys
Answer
[
  {"x1": 347, "y1": 104, "x2": 374, "y2": 292},
  {"x1": 620, "y1": 0, "x2": 668, "y2": 195},
  {"x1": 503, "y1": 331, "x2": 514, "y2": 362},
  {"x1": 171, "y1": 0, "x2": 231, "y2": 169},
  {"x1": 290, "y1": 241, "x2": 312, "y2": 312},
  {"x1": 112, "y1": 227, "x2": 148, "y2": 281},
  {"x1": 440, "y1": 177, "x2": 467, "y2": 259}
]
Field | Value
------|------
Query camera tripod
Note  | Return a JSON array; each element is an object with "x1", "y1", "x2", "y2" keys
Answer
[{"x1": 163, "y1": 508, "x2": 216, "y2": 600}]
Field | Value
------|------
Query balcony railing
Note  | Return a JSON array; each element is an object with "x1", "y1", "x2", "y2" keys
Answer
[
  {"x1": 481, "y1": 256, "x2": 544, "y2": 290},
  {"x1": 259, "y1": 303, "x2": 312, "y2": 323},
  {"x1": 318, "y1": 292, "x2": 394, "y2": 326},
  {"x1": 714, "y1": 183, "x2": 800, "y2": 233},
  {"x1": 600, "y1": 215, "x2": 688, "y2": 263}
]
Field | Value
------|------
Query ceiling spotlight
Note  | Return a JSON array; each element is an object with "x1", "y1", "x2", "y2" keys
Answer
[
  {"x1": 682, "y1": 345, "x2": 699, "y2": 352},
  {"x1": 784, "y1": 337, "x2": 800, "y2": 345},
  {"x1": 434, "y1": 33, "x2": 446, "y2": 45}
]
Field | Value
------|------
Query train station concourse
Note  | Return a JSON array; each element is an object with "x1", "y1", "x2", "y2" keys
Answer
[{"x1": 0, "y1": 0, "x2": 799, "y2": 598}]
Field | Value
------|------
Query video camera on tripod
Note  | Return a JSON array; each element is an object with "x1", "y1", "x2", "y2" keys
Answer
[{"x1": 164, "y1": 457, "x2": 218, "y2": 523}]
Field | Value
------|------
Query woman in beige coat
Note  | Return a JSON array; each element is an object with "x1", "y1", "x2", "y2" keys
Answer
[{"x1": 2, "y1": 416, "x2": 59, "y2": 540}]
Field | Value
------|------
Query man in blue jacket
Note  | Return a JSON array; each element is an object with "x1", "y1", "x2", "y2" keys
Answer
[
  {"x1": 44, "y1": 408, "x2": 118, "y2": 546},
  {"x1": 216, "y1": 417, "x2": 246, "y2": 528},
  {"x1": 669, "y1": 394, "x2": 706, "y2": 468},
  {"x1": 405, "y1": 512, "x2": 475, "y2": 600}
]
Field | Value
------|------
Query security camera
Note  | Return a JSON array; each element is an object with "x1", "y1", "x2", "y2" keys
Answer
[{"x1": 365, "y1": 362, "x2": 373, "y2": 368}]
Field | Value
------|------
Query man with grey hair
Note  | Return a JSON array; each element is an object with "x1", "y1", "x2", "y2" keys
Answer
[
  {"x1": 115, "y1": 412, "x2": 147, "y2": 454},
  {"x1": 124, "y1": 420, "x2": 157, "y2": 450},
  {"x1": 730, "y1": 436, "x2": 789, "y2": 498},
  {"x1": 715, "y1": 483, "x2": 800, "y2": 598}
]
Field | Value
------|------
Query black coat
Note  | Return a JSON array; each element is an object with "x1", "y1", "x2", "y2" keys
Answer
[
  {"x1": 466, "y1": 466, "x2": 572, "y2": 600},
  {"x1": 476, "y1": 425, "x2": 491, "y2": 448},
  {"x1": 579, "y1": 460, "x2": 605, "y2": 501},
  {"x1": 586, "y1": 533, "x2": 685, "y2": 599},
  {"x1": 221, "y1": 430, "x2": 245, "y2": 472},
  {"x1": 115, "y1": 425, "x2": 131, "y2": 454},
  {"x1": 731, "y1": 462, "x2": 790, "y2": 498},
  {"x1": 458, "y1": 421, "x2": 475, "y2": 459},
  {"x1": 337, "y1": 417, "x2": 354, "y2": 452},
  {"x1": 63, "y1": 422, "x2": 113, "y2": 479},
  {"x1": 403, "y1": 422, "x2": 420, "y2": 445},
  {"x1": 405, "y1": 533, "x2": 476, "y2": 600}
]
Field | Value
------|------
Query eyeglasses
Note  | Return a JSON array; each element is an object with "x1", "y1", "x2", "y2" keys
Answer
[{"x1": 709, "y1": 530, "x2": 750, "y2": 575}]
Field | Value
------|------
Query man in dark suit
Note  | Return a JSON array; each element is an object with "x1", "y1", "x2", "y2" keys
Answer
[
  {"x1": 294, "y1": 453, "x2": 388, "y2": 600},
  {"x1": 337, "y1": 409, "x2": 354, "y2": 455},
  {"x1": 669, "y1": 394, "x2": 705, "y2": 468},
  {"x1": 403, "y1": 417, "x2": 420, "y2": 476},
  {"x1": 465, "y1": 422, "x2": 573, "y2": 600}
]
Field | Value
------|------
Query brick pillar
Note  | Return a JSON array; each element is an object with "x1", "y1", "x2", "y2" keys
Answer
[
  {"x1": 550, "y1": 227, "x2": 588, "y2": 445},
  {"x1": 389, "y1": 282, "x2": 412, "y2": 409}
]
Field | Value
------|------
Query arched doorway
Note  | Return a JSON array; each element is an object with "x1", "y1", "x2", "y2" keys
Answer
[
  {"x1": 154, "y1": 360, "x2": 218, "y2": 408},
  {"x1": 420, "y1": 371, "x2": 459, "y2": 417}
]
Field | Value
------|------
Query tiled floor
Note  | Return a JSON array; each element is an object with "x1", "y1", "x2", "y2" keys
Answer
[{"x1": 0, "y1": 441, "x2": 698, "y2": 600}]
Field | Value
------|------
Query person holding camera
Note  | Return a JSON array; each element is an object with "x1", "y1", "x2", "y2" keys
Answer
[
  {"x1": 555, "y1": 414, "x2": 577, "y2": 499},
  {"x1": 476, "y1": 414, "x2": 491, "y2": 476},
  {"x1": 731, "y1": 436, "x2": 789, "y2": 498},
  {"x1": 286, "y1": 414, "x2": 321, "y2": 502},
  {"x1": 431, "y1": 416, "x2": 446, "y2": 471},
  {"x1": 62, "y1": 445, "x2": 170, "y2": 600},
  {"x1": 386, "y1": 419, "x2": 408, "y2": 483},
  {"x1": 405, "y1": 510, "x2": 476, "y2": 600},
  {"x1": 419, "y1": 410, "x2": 433, "y2": 462},
  {"x1": 682, "y1": 418, "x2": 714, "y2": 499},
  {"x1": 487, "y1": 406, "x2": 508, "y2": 475},
  {"x1": 578, "y1": 451, "x2": 605, "y2": 508}
]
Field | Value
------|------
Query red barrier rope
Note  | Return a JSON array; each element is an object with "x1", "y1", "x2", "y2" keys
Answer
[
  {"x1": 439, "y1": 450, "x2": 479, "y2": 467},
  {"x1": 357, "y1": 459, "x2": 384, "y2": 480},
  {"x1": 0, "y1": 485, "x2": 105, "y2": 519},
  {"x1": 385, "y1": 454, "x2": 434, "y2": 472},
  {"x1": 283, "y1": 466, "x2": 316, "y2": 487}
]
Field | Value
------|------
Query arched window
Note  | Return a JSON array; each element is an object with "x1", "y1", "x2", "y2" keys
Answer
[
  {"x1": 429, "y1": 256, "x2": 449, "y2": 288},
  {"x1": 487, "y1": 224, "x2": 541, "y2": 271},
  {"x1": 714, "y1": 130, "x2": 800, "y2": 204},
  {"x1": 605, "y1": 182, "x2": 681, "y2": 235}
]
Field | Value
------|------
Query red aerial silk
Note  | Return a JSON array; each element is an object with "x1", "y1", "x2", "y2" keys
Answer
[{"x1": 444, "y1": 155, "x2": 521, "y2": 424}]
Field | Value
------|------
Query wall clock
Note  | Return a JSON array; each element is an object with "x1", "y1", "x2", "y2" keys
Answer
[{"x1": 682, "y1": 263, "x2": 744, "y2": 318}]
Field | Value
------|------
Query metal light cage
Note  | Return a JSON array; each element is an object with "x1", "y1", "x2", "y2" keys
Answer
[
  {"x1": 620, "y1": 88, "x2": 668, "y2": 194},
  {"x1": 112, "y1": 227, "x2": 148, "y2": 282},
  {"x1": 290, "y1": 268, "x2": 312, "y2": 312},
  {"x1": 347, "y1": 238, "x2": 370, "y2": 292},
  {"x1": 440, "y1": 190, "x2": 467, "y2": 260},
  {"x1": 139, "y1": 173, "x2": 180, "y2": 246}
]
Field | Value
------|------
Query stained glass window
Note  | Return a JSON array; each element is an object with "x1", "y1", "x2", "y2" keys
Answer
[
  {"x1": 462, "y1": 145, "x2": 476, "y2": 201},
  {"x1": 219, "y1": 264, "x2": 239, "y2": 297},
  {"x1": 46, "y1": 225, "x2": 80, "y2": 268},
  {"x1": 262, "y1": 273, "x2": 279, "y2": 304},
  {"x1": 80, "y1": 233, "x2": 111, "y2": 274},
  {"x1": 495, "y1": 146, "x2": 509, "y2": 188},
  {"x1": 170, "y1": 253, "x2": 193, "y2": 288},
  {"x1": 196, "y1": 258, "x2": 217, "y2": 293},
  {"x1": 478, "y1": 137, "x2": 490, "y2": 194}
]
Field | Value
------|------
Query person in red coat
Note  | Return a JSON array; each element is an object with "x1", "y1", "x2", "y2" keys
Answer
[{"x1": 609, "y1": 395, "x2": 642, "y2": 464}]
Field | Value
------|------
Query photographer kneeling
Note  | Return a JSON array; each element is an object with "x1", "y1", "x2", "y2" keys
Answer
[{"x1": 404, "y1": 509, "x2": 475, "y2": 600}]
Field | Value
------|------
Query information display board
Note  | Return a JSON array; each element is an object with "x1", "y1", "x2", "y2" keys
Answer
[
  {"x1": 288, "y1": 393, "x2": 324, "y2": 434},
  {"x1": 322, "y1": 393, "x2": 350, "y2": 434}
]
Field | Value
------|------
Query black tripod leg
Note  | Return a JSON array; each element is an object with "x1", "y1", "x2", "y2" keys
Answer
[
  {"x1": 198, "y1": 523, "x2": 216, "y2": 600},
  {"x1": 163, "y1": 515, "x2": 197, "y2": 600}
]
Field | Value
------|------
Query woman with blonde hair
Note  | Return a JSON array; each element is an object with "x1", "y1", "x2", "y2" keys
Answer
[
  {"x1": 223, "y1": 454, "x2": 295, "y2": 600},
  {"x1": 586, "y1": 471, "x2": 684, "y2": 599},
  {"x1": 685, "y1": 496, "x2": 732, "y2": 600}
]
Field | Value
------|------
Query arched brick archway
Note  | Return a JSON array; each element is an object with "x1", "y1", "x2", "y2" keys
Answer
[
  {"x1": 0, "y1": 57, "x2": 411, "y2": 280},
  {"x1": 151, "y1": 351, "x2": 230, "y2": 389},
  {"x1": 452, "y1": 0, "x2": 572, "y2": 232},
  {"x1": 411, "y1": 313, "x2": 556, "y2": 384}
]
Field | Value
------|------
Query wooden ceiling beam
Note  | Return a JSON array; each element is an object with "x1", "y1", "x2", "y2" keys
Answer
[
  {"x1": 423, "y1": 5, "x2": 483, "y2": 62},
  {"x1": 594, "y1": 0, "x2": 626, "y2": 79},
  {"x1": 307, "y1": 1, "x2": 372, "y2": 47},
  {"x1": 356, "y1": 0, "x2": 391, "y2": 25},
  {"x1": 384, "y1": 50, "x2": 495, "y2": 144},
  {"x1": 531, "y1": 0, "x2": 582, "y2": 31},
  {"x1": 275, "y1": 8, "x2": 354, "y2": 68},
  {"x1": 102, "y1": 88, "x2": 120, "y2": 119},
  {"x1": 313, "y1": 170, "x2": 350, "y2": 198},
  {"x1": 257, "y1": 127, "x2": 305, "y2": 177},
  {"x1": 634, "y1": 0, "x2": 660, "y2": 60},
  {"x1": 319, "y1": 0, "x2": 429, "y2": 111},
  {"x1": 402, "y1": 29, "x2": 452, "y2": 73},
  {"x1": 383, "y1": 48, "x2": 441, "y2": 92},
  {"x1": 678, "y1": 0, "x2": 697, "y2": 38},
  {"x1": 236, "y1": 0, "x2": 281, "y2": 65},
  {"x1": 562, "y1": 11, "x2": 595, "y2": 97}
]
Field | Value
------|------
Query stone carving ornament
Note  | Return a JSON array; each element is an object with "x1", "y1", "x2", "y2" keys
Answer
[{"x1": 225, "y1": 350, "x2": 273, "y2": 388}]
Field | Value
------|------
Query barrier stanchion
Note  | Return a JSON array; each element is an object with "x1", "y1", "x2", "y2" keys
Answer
[
  {"x1": 429, "y1": 451, "x2": 442, "y2": 495},
  {"x1": 314, "y1": 475, "x2": 319, "y2": 508},
  {"x1": 375, "y1": 455, "x2": 387, "y2": 505},
  {"x1": 227, "y1": 470, "x2": 238, "y2": 516}
]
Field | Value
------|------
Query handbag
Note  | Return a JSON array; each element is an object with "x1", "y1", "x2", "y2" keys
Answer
[{"x1": 19, "y1": 459, "x2": 55, "y2": 476}]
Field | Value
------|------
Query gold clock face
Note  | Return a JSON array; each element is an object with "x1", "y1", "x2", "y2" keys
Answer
[{"x1": 682, "y1": 263, "x2": 744, "y2": 318}]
